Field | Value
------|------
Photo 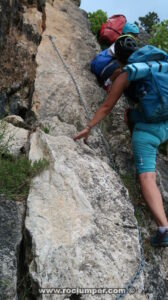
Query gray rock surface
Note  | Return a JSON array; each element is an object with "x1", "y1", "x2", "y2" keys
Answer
[
  {"x1": 0, "y1": 0, "x2": 167, "y2": 299},
  {"x1": 26, "y1": 1, "x2": 146, "y2": 299},
  {"x1": 0, "y1": 196, "x2": 25, "y2": 300},
  {"x1": 138, "y1": 28, "x2": 151, "y2": 47},
  {"x1": 0, "y1": 121, "x2": 29, "y2": 156},
  {"x1": 0, "y1": 0, "x2": 12, "y2": 48},
  {"x1": 0, "y1": 120, "x2": 28, "y2": 300},
  {"x1": 30, "y1": 1, "x2": 168, "y2": 298},
  {"x1": 32, "y1": 0, "x2": 103, "y2": 127},
  {"x1": 72, "y1": 0, "x2": 81, "y2": 6},
  {"x1": 0, "y1": 1, "x2": 41, "y2": 300},
  {"x1": 5, "y1": 115, "x2": 25, "y2": 128},
  {"x1": 22, "y1": 7, "x2": 43, "y2": 44},
  {"x1": 26, "y1": 129, "x2": 145, "y2": 300}
]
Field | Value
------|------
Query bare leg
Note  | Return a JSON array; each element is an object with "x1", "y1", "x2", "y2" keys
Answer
[{"x1": 139, "y1": 172, "x2": 168, "y2": 227}]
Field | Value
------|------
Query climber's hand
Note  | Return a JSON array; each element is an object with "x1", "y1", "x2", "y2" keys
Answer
[{"x1": 73, "y1": 127, "x2": 90, "y2": 144}]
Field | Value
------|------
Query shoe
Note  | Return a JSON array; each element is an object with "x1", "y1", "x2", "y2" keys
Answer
[{"x1": 151, "y1": 229, "x2": 168, "y2": 247}]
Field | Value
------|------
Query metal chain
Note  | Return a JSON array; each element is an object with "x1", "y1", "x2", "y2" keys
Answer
[
  {"x1": 48, "y1": 35, "x2": 116, "y2": 170},
  {"x1": 48, "y1": 35, "x2": 145, "y2": 299},
  {"x1": 49, "y1": 35, "x2": 90, "y2": 121}
]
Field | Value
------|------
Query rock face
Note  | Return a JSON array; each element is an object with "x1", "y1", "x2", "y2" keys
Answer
[
  {"x1": 0, "y1": 0, "x2": 13, "y2": 48},
  {"x1": 0, "y1": 0, "x2": 168, "y2": 299},
  {"x1": 0, "y1": 0, "x2": 44, "y2": 122},
  {"x1": 27, "y1": 129, "x2": 145, "y2": 300},
  {"x1": 138, "y1": 28, "x2": 151, "y2": 47},
  {"x1": 25, "y1": 1, "x2": 146, "y2": 299},
  {"x1": 73, "y1": 0, "x2": 81, "y2": 6},
  {"x1": 0, "y1": 1, "x2": 43, "y2": 299},
  {"x1": 0, "y1": 120, "x2": 28, "y2": 299},
  {"x1": 28, "y1": 1, "x2": 168, "y2": 298},
  {"x1": 32, "y1": 0, "x2": 103, "y2": 128},
  {"x1": 1, "y1": 120, "x2": 29, "y2": 155},
  {"x1": 22, "y1": 7, "x2": 43, "y2": 44},
  {"x1": 0, "y1": 196, "x2": 25, "y2": 300}
]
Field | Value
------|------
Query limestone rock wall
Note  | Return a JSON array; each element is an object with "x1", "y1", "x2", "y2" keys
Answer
[
  {"x1": 0, "y1": 120, "x2": 29, "y2": 300},
  {"x1": 24, "y1": 1, "x2": 146, "y2": 299},
  {"x1": 0, "y1": 196, "x2": 25, "y2": 300},
  {"x1": 27, "y1": 1, "x2": 168, "y2": 299},
  {"x1": 0, "y1": 0, "x2": 16, "y2": 48},
  {"x1": 0, "y1": 1, "x2": 44, "y2": 299},
  {"x1": 0, "y1": 0, "x2": 168, "y2": 299},
  {"x1": 0, "y1": 0, "x2": 44, "y2": 121}
]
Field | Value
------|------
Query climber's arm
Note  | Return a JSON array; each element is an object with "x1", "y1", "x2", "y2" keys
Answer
[
  {"x1": 110, "y1": 68, "x2": 122, "y2": 82},
  {"x1": 73, "y1": 72, "x2": 129, "y2": 142}
]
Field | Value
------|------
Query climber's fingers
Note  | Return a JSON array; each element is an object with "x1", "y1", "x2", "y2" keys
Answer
[{"x1": 73, "y1": 128, "x2": 90, "y2": 142}]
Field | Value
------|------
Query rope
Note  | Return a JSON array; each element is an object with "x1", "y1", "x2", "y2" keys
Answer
[{"x1": 48, "y1": 35, "x2": 145, "y2": 299}]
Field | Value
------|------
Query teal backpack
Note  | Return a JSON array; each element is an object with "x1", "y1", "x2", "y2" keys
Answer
[{"x1": 124, "y1": 45, "x2": 168, "y2": 123}]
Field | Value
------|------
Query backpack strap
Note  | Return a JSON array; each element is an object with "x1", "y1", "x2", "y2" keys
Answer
[
  {"x1": 124, "y1": 61, "x2": 168, "y2": 81},
  {"x1": 105, "y1": 26, "x2": 121, "y2": 36},
  {"x1": 146, "y1": 61, "x2": 162, "y2": 72}
]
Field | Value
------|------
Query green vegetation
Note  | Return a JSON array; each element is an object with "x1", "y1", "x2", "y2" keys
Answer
[
  {"x1": 0, "y1": 156, "x2": 48, "y2": 201},
  {"x1": 0, "y1": 121, "x2": 12, "y2": 154},
  {"x1": 138, "y1": 11, "x2": 160, "y2": 33},
  {"x1": 0, "y1": 121, "x2": 49, "y2": 201},
  {"x1": 88, "y1": 9, "x2": 107, "y2": 38},
  {"x1": 149, "y1": 20, "x2": 168, "y2": 53},
  {"x1": 42, "y1": 126, "x2": 50, "y2": 134}
]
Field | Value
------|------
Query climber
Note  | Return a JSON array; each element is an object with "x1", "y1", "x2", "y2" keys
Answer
[
  {"x1": 104, "y1": 23, "x2": 140, "y2": 92},
  {"x1": 73, "y1": 35, "x2": 168, "y2": 247}
]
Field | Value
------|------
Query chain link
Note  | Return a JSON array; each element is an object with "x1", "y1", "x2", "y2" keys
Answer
[{"x1": 48, "y1": 35, "x2": 145, "y2": 299}]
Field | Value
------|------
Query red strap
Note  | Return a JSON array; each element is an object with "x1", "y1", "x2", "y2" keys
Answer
[{"x1": 102, "y1": 26, "x2": 121, "y2": 36}]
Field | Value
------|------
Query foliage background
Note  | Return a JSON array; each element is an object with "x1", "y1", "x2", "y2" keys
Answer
[{"x1": 88, "y1": 9, "x2": 107, "y2": 38}]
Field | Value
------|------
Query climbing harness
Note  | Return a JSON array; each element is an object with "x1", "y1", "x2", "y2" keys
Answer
[{"x1": 48, "y1": 35, "x2": 145, "y2": 300}]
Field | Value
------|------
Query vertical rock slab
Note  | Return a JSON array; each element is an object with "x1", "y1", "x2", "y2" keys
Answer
[
  {"x1": 26, "y1": 0, "x2": 146, "y2": 299},
  {"x1": 32, "y1": 0, "x2": 105, "y2": 127},
  {"x1": 25, "y1": 130, "x2": 146, "y2": 300},
  {"x1": 0, "y1": 122, "x2": 28, "y2": 299},
  {"x1": 0, "y1": 197, "x2": 25, "y2": 300}
]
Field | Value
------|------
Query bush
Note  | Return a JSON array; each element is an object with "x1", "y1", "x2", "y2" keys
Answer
[
  {"x1": 0, "y1": 121, "x2": 49, "y2": 201},
  {"x1": 0, "y1": 155, "x2": 49, "y2": 201},
  {"x1": 149, "y1": 20, "x2": 168, "y2": 53},
  {"x1": 138, "y1": 11, "x2": 160, "y2": 33},
  {"x1": 88, "y1": 9, "x2": 107, "y2": 37}
]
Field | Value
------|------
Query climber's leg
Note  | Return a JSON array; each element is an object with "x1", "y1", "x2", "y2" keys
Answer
[
  {"x1": 131, "y1": 122, "x2": 168, "y2": 246},
  {"x1": 131, "y1": 123, "x2": 168, "y2": 226},
  {"x1": 138, "y1": 172, "x2": 168, "y2": 226}
]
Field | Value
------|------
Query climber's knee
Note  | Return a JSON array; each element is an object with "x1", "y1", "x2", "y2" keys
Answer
[{"x1": 138, "y1": 172, "x2": 156, "y2": 186}]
